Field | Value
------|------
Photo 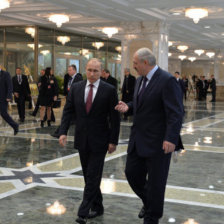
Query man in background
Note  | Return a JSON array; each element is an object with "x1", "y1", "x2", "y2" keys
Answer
[
  {"x1": 121, "y1": 68, "x2": 136, "y2": 120},
  {"x1": 0, "y1": 66, "x2": 19, "y2": 135},
  {"x1": 209, "y1": 74, "x2": 216, "y2": 102},
  {"x1": 12, "y1": 67, "x2": 31, "y2": 122},
  {"x1": 101, "y1": 69, "x2": 117, "y2": 90}
]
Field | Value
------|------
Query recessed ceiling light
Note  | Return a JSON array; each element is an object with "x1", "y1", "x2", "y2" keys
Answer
[{"x1": 204, "y1": 26, "x2": 210, "y2": 29}]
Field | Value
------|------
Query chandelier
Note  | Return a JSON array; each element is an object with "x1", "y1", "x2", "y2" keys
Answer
[
  {"x1": 40, "y1": 50, "x2": 50, "y2": 55},
  {"x1": 102, "y1": 27, "x2": 118, "y2": 38},
  {"x1": 57, "y1": 36, "x2": 70, "y2": 45},
  {"x1": 80, "y1": 49, "x2": 89, "y2": 55},
  {"x1": 0, "y1": 0, "x2": 10, "y2": 12},
  {"x1": 27, "y1": 44, "x2": 43, "y2": 50},
  {"x1": 168, "y1": 41, "x2": 173, "y2": 47},
  {"x1": 92, "y1": 42, "x2": 104, "y2": 50},
  {"x1": 206, "y1": 52, "x2": 215, "y2": 58},
  {"x1": 178, "y1": 55, "x2": 187, "y2": 61},
  {"x1": 177, "y1": 45, "x2": 188, "y2": 52},
  {"x1": 25, "y1": 27, "x2": 35, "y2": 38},
  {"x1": 188, "y1": 57, "x2": 196, "y2": 62},
  {"x1": 115, "y1": 46, "x2": 122, "y2": 52},
  {"x1": 185, "y1": 8, "x2": 208, "y2": 24},
  {"x1": 48, "y1": 14, "x2": 69, "y2": 27},
  {"x1": 194, "y1": 49, "x2": 204, "y2": 56}
]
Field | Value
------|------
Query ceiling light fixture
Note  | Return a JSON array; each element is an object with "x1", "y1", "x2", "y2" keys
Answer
[
  {"x1": 194, "y1": 49, "x2": 204, "y2": 56},
  {"x1": 168, "y1": 41, "x2": 173, "y2": 47},
  {"x1": 0, "y1": 0, "x2": 10, "y2": 12},
  {"x1": 25, "y1": 27, "x2": 35, "y2": 38},
  {"x1": 178, "y1": 55, "x2": 187, "y2": 60},
  {"x1": 80, "y1": 49, "x2": 89, "y2": 55},
  {"x1": 92, "y1": 42, "x2": 104, "y2": 50},
  {"x1": 48, "y1": 14, "x2": 69, "y2": 27},
  {"x1": 177, "y1": 45, "x2": 188, "y2": 52},
  {"x1": 57, "y1": 36, "x2": 70, "y2": 45},
  {"x1": 115, "y1": 46, "x2": 122, "y2": 52},
  {"x1": 206, "y1": 52, "x2": 215, "y2": 58},
  {"x1": 188, "y1": 57, "x2": 196, "y2": 62},
  {"x1": 27, "y1": 44, "x2": 43, "y2": 50},
  {"x1": 40, "y1": 50, "x2": 50, "y2": 55},
  {"x1": 102, "y1": 27, "x2": 118, "y2": 38},
  {"x1": 185, "y1": 8, "x2": 208, "y2": 24},
  {"x1": 168, "y1": 53, "x2": 172, "y2": 57}
]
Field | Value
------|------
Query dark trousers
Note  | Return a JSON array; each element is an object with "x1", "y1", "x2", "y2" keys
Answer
[
  {"x1": 16, "y1": 96, "x2": 25, "y2": 120},
  {"x1": 125, "y1": 148, "x2": 171, "y2": 224},
  {"x1": 211, "y1": 89, "x2": 216, "y2": 102},
  {"x1": 0, "y1": 101, "x2": 18, "y2": 129},
  {"x1": 33, "y1": 95, "x2": 40, "y2": 115},
  {"x1": 78, "y1": 146, "x2": 106, "y2": 217}
]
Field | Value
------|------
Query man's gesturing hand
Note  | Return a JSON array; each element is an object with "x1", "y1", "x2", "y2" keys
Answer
[{"x1": 115, "y1": 101, "x2": 129, "y2": 113}]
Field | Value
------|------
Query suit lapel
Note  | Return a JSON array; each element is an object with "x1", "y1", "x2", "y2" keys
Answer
[
  {"x1": 137, "y1": 67, "x2": 161, "y2": 109},
  {"x1": 133, "y1": 77, "x2": 142, "y2": 113},
  {"x1": 80, "y1": 80, "x2": 87, "y2": 113}
]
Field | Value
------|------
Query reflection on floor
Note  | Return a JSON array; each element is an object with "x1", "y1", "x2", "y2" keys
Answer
[{"x1": 0, "y1": 100, "x2": 224, "y2": 224}]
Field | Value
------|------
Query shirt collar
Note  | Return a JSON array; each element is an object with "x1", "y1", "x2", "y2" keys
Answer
[
  {"x1": 71, "y1": 73, "x2": 77, "y2": 79},
  {"x1": 146, "y1": 65, "x2": 158, "y2": 81},
  {"x1": 86, "y1": 78, "x2": 100, "y2": 88}
]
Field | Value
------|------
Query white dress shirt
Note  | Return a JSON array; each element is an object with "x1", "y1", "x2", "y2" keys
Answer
[{"x1": 84, "y1": 79, "x2": 100, "y2": 103}]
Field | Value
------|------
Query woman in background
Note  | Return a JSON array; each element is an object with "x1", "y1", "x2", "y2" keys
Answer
[{"x1": 39, "y1": 67, "x2": 58, "y2": 127}]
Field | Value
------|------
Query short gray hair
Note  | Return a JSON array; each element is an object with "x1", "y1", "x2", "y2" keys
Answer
[{"x1": 136, "y1": 48, "x2": 156, "y2": 66}]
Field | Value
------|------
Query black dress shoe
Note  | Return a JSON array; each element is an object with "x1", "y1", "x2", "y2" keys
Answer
[
  {"x1": 87, "y1": 209, "x2": 104, "y2": 219},
  {"x1": 14, "y1": 125, "x2": 19, "y2": 135},
  {"x1": 138, "y1": 206, "x2": 145, "y2": 219},
  {"x1": 76, "y1": 216, "x2": 87, "y2": 224}
]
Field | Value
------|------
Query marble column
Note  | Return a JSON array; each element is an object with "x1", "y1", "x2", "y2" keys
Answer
[{"x1": 118, "y1": 21, "x2": 170, "y2": 86}]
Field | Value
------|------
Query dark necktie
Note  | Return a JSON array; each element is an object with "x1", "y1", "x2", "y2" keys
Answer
[
  {"x1": 138, "y1": 76, "x2": 148, "y2": 104},
  {"x1": 18, "y1": 75, "x2": 22, "y2": 84},
  {"x1": 67, "y1": 77, "x2": 72, "y2": 91},
  {"x1": 86, "y1": 84, "x2": 94, "y2": 113}
]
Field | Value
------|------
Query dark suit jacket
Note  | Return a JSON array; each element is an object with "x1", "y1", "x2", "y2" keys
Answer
[
  {"x1": 12, "y1": 74, "x2": 31, "y2": 98},
  {"x1": 0, "y1": 70, "x2": 13, "y2": 102},
  {"x1": 127, "y1": 67, "x2": 183, "y2": 157},
  {"x1": 64, "y1": 73, "x2": 83, "y2": 96},
  {"x1": 101, "y1": 76, "x2": 118, "y2": 90},
  {"x1": 210, "y1": 78, "x2": 216, "y2": 90},
  {"x1": 60, "y1": 80, "x2": 120, "y2": 153},
  {"x1": 121, "y1": 74, "x2": 136, "y2": 103}
]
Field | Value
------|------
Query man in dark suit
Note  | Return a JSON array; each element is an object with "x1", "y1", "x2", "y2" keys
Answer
[
  {"x1": 101, "y1": 69, "x2": 118, "y2": 90},
  {"x1": 0, "y1": 67, "x2": 19, "y2": 135},
  {"x1": 209, "y1": 74, "x2": 216, "y2": 102},
  {"x1": 174, "y1": 71, "x2": 185, "y2": 98},
  {"x1": 59, "y1": 58, "x2": 120, "y2": 224},
  {"x1": 115, "y1": 48, "x2": 183, "y2": 224},
  {"x1": 121, "y1": 68, "x2": 136, "y2": 120},
  {"x1": 51, "y1": 64, "x2": 83, "y2": 138},
  {"x1": 12, "y1": 67, "x2": 31, "y2": 122}
]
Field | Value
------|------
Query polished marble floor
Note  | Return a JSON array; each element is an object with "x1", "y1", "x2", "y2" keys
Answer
[{"x1": 0, "y1": 99, "x2": 224, "y2": 224}]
